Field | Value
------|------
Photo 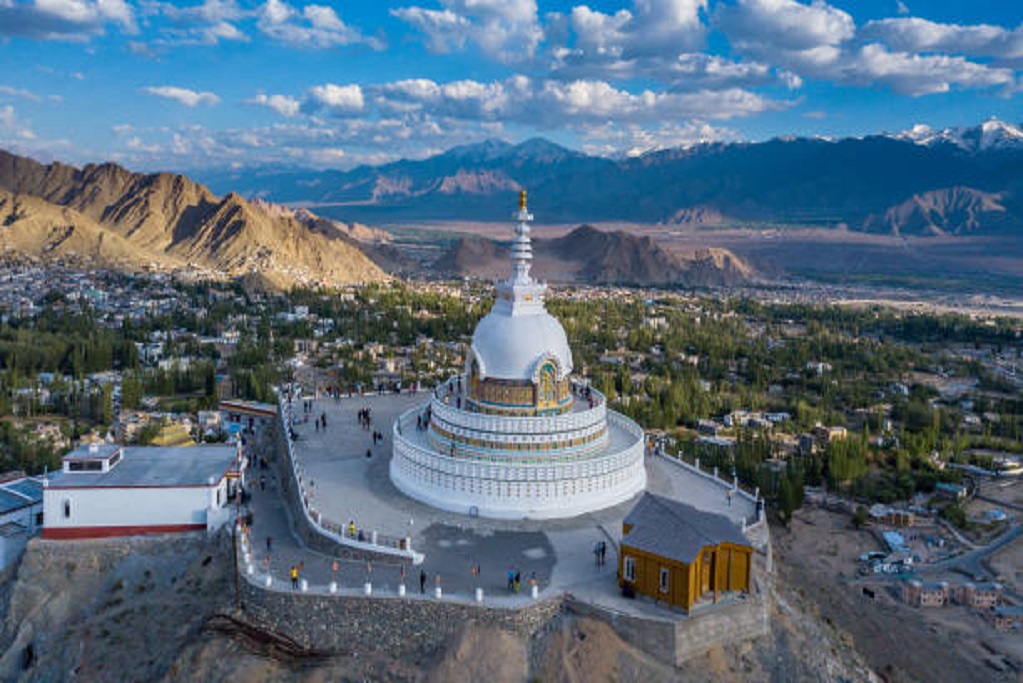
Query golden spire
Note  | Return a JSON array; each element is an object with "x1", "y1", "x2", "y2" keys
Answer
[{"x1": 518, "y1": 189, "x2": 528, "y2": 212}]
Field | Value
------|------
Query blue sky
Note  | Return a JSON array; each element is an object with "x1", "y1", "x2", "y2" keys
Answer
[{"x1": 1, "y1": 0, "x2": 1022, "y2": 172}]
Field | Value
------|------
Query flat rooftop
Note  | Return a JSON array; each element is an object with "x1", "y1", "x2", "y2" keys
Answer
[{"x1": 47, "y1": 445, "x2": 237, "y2": 489}]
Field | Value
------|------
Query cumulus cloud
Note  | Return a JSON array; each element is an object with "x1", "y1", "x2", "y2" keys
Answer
[
  {"x1": 247, "y1": 92, "x2": 301, "y2": 117},
  {"x1": 392, "y1": 0, "x2": 542, "y2": 63},
  {"x1": 370, "y1": 75, "x2": 790, "y2": 127},
  {"x1": 0, "y1": 0, "x2": 136, "y2": 40},
  {"x1": 718, "y1": 0, "x2": 854, "y2": 52},
  {"x1": 719, "y1": 0, "x2": 1018, "y2": 96},
  {"x1": 844, "y1": 43, "x2": 1016, "y2": 96},
  {"x1": 861, "y1": 17, "x2": 1023, "y2": 64},
  {"x1": 144, "y1": 85, "x2": 221, "y2": 107},
  {"x1": 304, "y1": 83, "x2": 365, "y2": 114},
  {"x1": 257, "y1": 0, "x2": 384, "y2": 50}
]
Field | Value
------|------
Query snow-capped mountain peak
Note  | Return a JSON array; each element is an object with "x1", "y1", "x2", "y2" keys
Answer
[{"x1": 892, "y1": 118, "x2": 1023, "y2": 152}]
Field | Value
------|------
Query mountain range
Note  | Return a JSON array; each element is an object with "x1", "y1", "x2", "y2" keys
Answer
[
  {"x1": 200, "y1": 119, "x2": 1023, "y2": 234},
  {"x1": 0, "y1": 150, "x2": 386, "y2": 288}
]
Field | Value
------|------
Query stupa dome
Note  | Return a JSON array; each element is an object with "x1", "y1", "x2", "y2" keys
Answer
[{"x1": 470, "y1": 308, "x2": 573, "y2": 381}]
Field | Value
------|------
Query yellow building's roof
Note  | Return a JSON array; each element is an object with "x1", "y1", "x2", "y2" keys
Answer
[{"x1": 148, "y1": 422, "x2": 196, "y2": 448}]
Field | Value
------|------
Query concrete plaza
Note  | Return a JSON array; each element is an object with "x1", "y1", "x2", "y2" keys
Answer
[{"x1": 247, "y1": 391, "x2": 757, "y2": 611}]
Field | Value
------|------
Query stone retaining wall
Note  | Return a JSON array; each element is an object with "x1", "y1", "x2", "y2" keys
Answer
[
  {"x1": 564, "y1": 594, "x2": 770, "y2": 667},
  {"x1": 238, "y1": 575, "x2": 562, "y2": 659}
]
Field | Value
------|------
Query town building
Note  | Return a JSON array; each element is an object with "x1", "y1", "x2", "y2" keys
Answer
[
  {"x1": 988, "y1": 606, "x2": 1023, "y2": 631},
  {"x1": 42, "y1": 442, "x2": 242, "y2": 540},
  {"x1": 0, "y1": 474, "x2": 45, "y2": 570},
  {"x1": 220, "y1": 399, "x2": 277, "y2": 438},
  {"x1": 952, "y1": 582, "x2": 1003, "y2": 608},
  {"x1": 902, "y1": 579, "x2": 949, "y2": 607},
  {"x1": 618, "y1": 492, "x2": 752, "y2": 611},
  {"x1": 390, "y1": 192, "x2": 646, "y2": 519}
]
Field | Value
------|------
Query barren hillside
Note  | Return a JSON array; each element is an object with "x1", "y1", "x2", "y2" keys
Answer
[{"x1": 0, "y1": 150, "x2": 386, "y2": 288}]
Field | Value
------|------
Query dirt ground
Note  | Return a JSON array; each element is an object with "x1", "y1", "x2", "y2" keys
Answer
[{"x1": 774, "y1": 506, "x2": 1022, "y2": 683}]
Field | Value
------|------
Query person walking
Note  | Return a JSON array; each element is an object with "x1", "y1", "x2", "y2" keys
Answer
[
  {"x1": 420, "y1": 568, "x2": 427, "y2": 594},
  {"x1": 600, "y1": 541, "x2": 607, "y2": 567},
  {"x1": 507, "y1": 566, "x2": 515, "y2": 592},
  {"x1": 290, "y1": 565, "x2": 298, "y2": 590},
  {"x1": 514, "y1": 571, "x2": 521, "y2": 594},
  {"x1": 266, "y1": 536, "x2": 272, "y2": 553}
]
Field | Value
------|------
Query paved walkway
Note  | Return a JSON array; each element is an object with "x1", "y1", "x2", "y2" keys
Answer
[{"x1": 243, "y1": 391, "x2": 757, "y2": 611}]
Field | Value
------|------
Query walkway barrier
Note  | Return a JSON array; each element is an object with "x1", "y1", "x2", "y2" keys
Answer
[
  {"x1": 655, "y1": 454, "x2": 765, "y2": 532},
  {"x1": 274, "y1": 392, "x2": 424, "y2": 564}
]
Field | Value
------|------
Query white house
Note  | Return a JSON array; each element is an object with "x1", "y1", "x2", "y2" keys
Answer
[
  {"x1": 42, "y1": 443, "x2": 242, "y2": 540},
  {"x1": 0, "y1": 475, "x2": 45, "y2": 570}
]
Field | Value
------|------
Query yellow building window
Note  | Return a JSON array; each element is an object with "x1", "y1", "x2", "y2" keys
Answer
[{"x1": 659, "y1": 567, "x2": 669, "y2": 593}]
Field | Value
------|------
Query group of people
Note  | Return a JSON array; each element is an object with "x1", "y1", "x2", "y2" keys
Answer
[{"x1": 357, "y1": 407, "x2": 373, "y2": 429}]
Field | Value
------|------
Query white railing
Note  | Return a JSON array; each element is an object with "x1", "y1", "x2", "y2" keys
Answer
[
  {"x1": 236, "y1": 525, "x2": 543, "y2": 607},
  {"x1": 390, "y1": 405, "x2": 648, "y2": 519},
  {"x1": 276, "y1": 394, "x2": 423, "y2": 564}
]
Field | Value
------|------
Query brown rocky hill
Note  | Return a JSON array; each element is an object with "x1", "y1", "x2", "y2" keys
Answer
[
  {"x1": 862, "y1": 186, "x2": 1010, "y2": 236},
  {"x1": 0, "y1": 190, "x2": 165, "y2": 269},
  {"x1": 0, "y1": 150, "x2": 386, "y2": 288},
  {"x1": 431, "y1": 225, "x2": 760, "y2": 287}
]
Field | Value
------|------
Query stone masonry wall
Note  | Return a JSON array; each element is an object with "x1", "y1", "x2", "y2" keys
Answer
[
  {"x1": 564, "y1": 594, "x2": 769, "y2": 667},
  {"x1": 672, "y1": 597, "x2": 769, "y2": 665},
  {"x1": 238, "y1": 575, "x2": 562, "y2": 659}
]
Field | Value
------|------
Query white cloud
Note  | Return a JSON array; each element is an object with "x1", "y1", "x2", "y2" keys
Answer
[
  {"x1": 0, "y1": 0, "x2": 136, "y2": 39},
  {"x1": 144, "y1": 85, "x2": 221, "y2": 107},
  {"x1": 373, "y1": 75, "x2": 789, "y2": 125},
  {"x1": 388, "y1": 7, "x2": 469, "y2": 53},
  {"x1": 845, "y1": 43, "x2": 1016, "y2": 96},
  {"x1": 0, "y1": 84, "x2": 42, "y2": 102},
  {"x1": 305, "y1": 84, "x2": 364, "y2": 114},
  {"x1": 392, "y1": 0, "x2": 542, "y2": 63},
  {"x1": 247, "y1": 92, "x2": 301, "y2": 117},
  {"x1": 0, "y1": 105, "x2": 36, "y2": 140},
  {"x1": 257, "y1": 0, "x2": 384, "y2": 50},
  {"x1": 579, "y1": 120, "x2": 737, "y2": 157},
  {"x1": 719, "y1": 0, "x2": 1018, "y2": 96},
  {"x1": 861, "y1": 17, "x2": 1023, "y2": 63}
]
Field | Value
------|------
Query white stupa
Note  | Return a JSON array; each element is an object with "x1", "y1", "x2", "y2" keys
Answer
[{"x1": 390, "y1": 191, "x2": 647, "y2": 519}]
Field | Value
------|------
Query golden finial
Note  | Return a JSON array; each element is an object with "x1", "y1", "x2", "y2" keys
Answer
[{"x1": 518, "y1": 189, "x2": 527, "y2": 212}]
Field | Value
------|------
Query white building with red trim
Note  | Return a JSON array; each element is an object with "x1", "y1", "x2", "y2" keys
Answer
[{"x1": 42, "y1": 442, "x2": 243, "y2": 540}]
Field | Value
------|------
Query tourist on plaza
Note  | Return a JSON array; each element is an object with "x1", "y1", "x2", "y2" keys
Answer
[
  {"x1": 600, "y1": 541, "x2": 607, "y2": 566},
  {"x1": 514, "y1": 571, "x2": 521, "y2": 594},
  {"x1": 507, "y1": 566, "x2": 515, "y2": 591},
  {"x1": 348, "y1": 520, "x2": 356, "y2": 538},
  {"x1": 266, "y1": 536, "x2": 272, "y2": 552},
  {"x1": 290, "y1": 565, "x2": 298, "y2": 589},
  {"x1": 420, "y1": 568, "x2": 427, "y2": 594}
]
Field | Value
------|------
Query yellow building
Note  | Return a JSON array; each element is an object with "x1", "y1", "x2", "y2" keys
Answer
[{"x1": 618, "y1": 493, "x2": 753, "y2": 611}]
